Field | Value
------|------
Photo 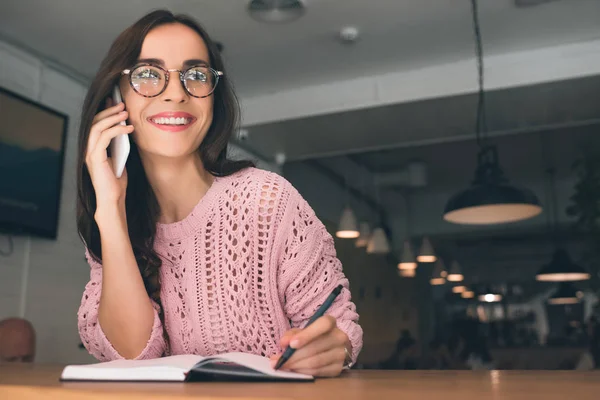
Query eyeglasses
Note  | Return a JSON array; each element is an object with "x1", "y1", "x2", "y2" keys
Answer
[{"x1": 121, "y1": 63, "x2": 223, "y2": 98}]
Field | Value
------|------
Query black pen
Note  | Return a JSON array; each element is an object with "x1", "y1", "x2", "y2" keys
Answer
[{"x1": 274, "y1": 284, "x2": 344, "y2": 370}]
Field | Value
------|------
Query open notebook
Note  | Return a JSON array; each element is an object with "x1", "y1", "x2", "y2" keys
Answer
[{"x1": 60, "y1": 352, "x2": 313, "y2": 382}]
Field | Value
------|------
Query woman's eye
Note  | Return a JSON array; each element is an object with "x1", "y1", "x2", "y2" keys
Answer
[
  {"x1": 188, "y1": 70, "x2": 207, "y2": 82},
  {"x1": 135, "y1": 69, "x2": 160, "y2": 79}
]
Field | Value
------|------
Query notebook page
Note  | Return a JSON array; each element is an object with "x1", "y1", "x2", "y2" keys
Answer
[
  {"x1": 203, "y1": 352, "x2": 313, "y2": 380},
  {"x1": 61, "y1": 354, "x2": 203, "y2": 381}
]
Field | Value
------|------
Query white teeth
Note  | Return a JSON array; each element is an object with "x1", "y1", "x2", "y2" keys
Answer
[{"x1": 151, "y1": 117, "x2": 191, "y2": 125}]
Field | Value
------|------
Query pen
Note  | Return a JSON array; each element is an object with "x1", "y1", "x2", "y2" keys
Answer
[{"x1": 274, "y1": 284, "x2": 344, "y2": 370}]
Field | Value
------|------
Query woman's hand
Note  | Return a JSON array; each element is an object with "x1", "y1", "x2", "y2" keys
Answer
[
  {"x1": 85, "y1": 99, "x2": 134, "y2": 211},
  {"x1": 270, "y1": 316, "x2": 351, "y2": 377}
]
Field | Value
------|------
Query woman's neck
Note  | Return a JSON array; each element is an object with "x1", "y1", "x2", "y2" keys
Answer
[{"x1": 140, "y1": 152, "x2": 214, "y2": 224}]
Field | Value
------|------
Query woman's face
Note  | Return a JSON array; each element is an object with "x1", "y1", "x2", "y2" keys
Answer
[{"x1": 120, "y1": 23, "x2": 214, "y2": 160}]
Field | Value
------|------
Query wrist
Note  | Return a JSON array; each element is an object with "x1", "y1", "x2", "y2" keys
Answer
[{"x1": 95, "y1": 202, "x2": 127, "y2": 229}]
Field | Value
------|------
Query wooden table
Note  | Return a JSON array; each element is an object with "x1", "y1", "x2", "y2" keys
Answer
[{"x1": 1, "y1": 364, "x2": 599, "y2": 399}]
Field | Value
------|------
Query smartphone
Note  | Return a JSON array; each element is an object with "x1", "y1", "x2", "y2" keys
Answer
[{"x1": 109, "y1": 85, "x2": 130, "y2": 178}]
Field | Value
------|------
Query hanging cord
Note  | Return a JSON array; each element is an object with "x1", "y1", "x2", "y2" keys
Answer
[
  {"x1": 404, "y1": 191, "x2": 412, "y2": 239},
  {"x1": 374, "y1": 181, "x2": 382, "y2": 225},
  {"x1": 343, "y1": 170, "x2": 350, "y2": 206},
  {"x1": 549, "y1": 167, "x2": 560, "y2": 246},
  {"x1": 471, "y1": 0, "x2": 488, "y2": 148},
  {"x1": 539, "y1": 132, "x2": 560, "y2": 247},
  {"x1": 0, "y1": 234, "x2": 14, "y2": 257},
  {"x1": 362, "y1": 167, "x2": 374, "y2": 223}
]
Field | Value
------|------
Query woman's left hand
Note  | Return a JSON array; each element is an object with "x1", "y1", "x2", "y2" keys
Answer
[{"x1": 270, "y1": 315, "x2": 350, "y2": 377}]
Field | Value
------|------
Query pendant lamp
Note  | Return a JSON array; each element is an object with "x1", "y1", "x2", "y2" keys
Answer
[
  {"x1": 336, "y1": 206, "x2": 359, "y2": 239},
  {"x1": 444, "y1": 146, "x2": 542, "y2": 225},
  {"x1": 247, "y1": 0, "x2": 306, "y2": 24},
  {"x1": 547, "y1": 282, "x2": 581, "y2": 305},
  {"x1": 355, "y1": 222, "x2": 371, "y2": 247},
  {"x1": 398, "y1": 240, "x2": 417, "y2": 270},
  {"x1": 535, "y1": 168, "x2": 590, "y2": 282},
  {"x1": 430, "y1": 260, "x2": 446, "y2": 285},
  {"x1": 452, "y1": 285, "x2": 467, "y2": 294},
  {"x1": 447, "y1": 260, "x2": 464, "y2": 282},
  {"x1": 536, "y1": 249, "x2": 590, "y2": 282},
  {"x1": 417, "y1": 237, "x2": 437, "y2": 263},
  {"x1": 443, "y1": 0, "x2": 542, "y2": 225},
  {"x1": 399, "y1": 268, "x2": 416, "y2": 278},
  {"x1": 366, "y1": 227, "x2": 390, "y2": 254}
]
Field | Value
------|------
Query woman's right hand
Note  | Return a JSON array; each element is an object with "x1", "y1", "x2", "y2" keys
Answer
[{"x1": 85, "y1": 100, "x2": 135, "y2": 210}]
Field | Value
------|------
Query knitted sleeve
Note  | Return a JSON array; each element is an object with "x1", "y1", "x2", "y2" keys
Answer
[
  {"x1": 77, "y1": 249, "x2": 166, "y2": 361},
  {"x1": 273, "y1": 179, "x2": 363, "y2": 363}
]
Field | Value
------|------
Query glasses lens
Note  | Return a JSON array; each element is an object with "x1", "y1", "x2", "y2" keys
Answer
[
  {"x1": 130, "y1": 65, "x2": 165, "y2": 96},
  {"x1": 183, "y1": 67, "x2": 218, "y2": 97}
]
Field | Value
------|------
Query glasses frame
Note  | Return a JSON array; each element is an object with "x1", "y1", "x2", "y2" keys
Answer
[{"x1": 121, "y1": 63, "x2": 224, "y2": 99}]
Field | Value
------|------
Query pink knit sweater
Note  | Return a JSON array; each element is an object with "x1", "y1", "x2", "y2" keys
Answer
[{"x1": 78, "y1": 167, "x2": 363, "y2": 363}]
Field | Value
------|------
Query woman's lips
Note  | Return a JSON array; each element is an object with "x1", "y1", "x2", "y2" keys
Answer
[{"x1": 147, "y1": 112, "x2": 197, "y2": 132}]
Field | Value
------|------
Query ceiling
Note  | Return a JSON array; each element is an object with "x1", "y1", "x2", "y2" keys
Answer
[
  {"x1": 2, "y1": 0, "x2": 598, "y2": 168},
  {"x1": 242, "y1": 75, "x2": 600, "y2": 164},
  {"x1": 345, "y1": 122, "x2": 599, "y2": 188},
  {"x1": 0, "y1": 0, "x2": 599, "y2": 97}
]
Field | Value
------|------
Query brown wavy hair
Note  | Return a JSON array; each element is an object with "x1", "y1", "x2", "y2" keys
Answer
[{"x1": 76, "y1": 9, "x2": 253, "y2": 350}]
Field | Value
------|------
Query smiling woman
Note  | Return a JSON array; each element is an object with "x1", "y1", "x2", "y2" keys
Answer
[{"x1": 75, "y1": 9, "x2": 362, "y2": 378}]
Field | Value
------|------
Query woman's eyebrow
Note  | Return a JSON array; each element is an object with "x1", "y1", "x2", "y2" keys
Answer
[{"x1": 136, "y1": 58, "x2": 210, "y2": 67}]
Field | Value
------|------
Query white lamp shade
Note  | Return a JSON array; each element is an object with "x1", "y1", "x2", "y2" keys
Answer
[
  {"x1": 398, "y1": 240, "x2": 417, "y2": 270},
  {"x1": 366, "y1": 227, "x2": 390, "y2": 254},
  {"x1": 417, "y1": 237, "x2": 437, "y2": 263},
  {"x1": 336, "y1": 206, "x2": 359, "y2": 239},
  {"x1": 430, "y1": 260, "x2": 446, "y2": 285},
  {"x1": 452, "y1": 285, "x2": 467, "y2": 293},
  {"x1": 399, "y1": 269, "x2": 416, "y2": 278},
  {"x1": 444, "y1": 203, "x2": 542, "y2": 225},
  {"x1": 447, "y1": 260, "x2": 464, "y2": 282},
  {"x1": 355, "y1": 222, "x2": 371, "y2": 247}
]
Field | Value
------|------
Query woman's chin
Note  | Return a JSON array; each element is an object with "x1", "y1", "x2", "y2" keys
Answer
[{"x1": 138, "y1": 145, "x2": 198, "y2": 161}]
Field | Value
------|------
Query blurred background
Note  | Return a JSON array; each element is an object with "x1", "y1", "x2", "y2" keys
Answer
[{"x1": 0, "y1": 0, "x2": 599, "y2": 369}]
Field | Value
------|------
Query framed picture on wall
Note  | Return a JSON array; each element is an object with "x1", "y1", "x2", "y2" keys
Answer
[{"x1": 0, "y1": 86, "x2": 69, "y2": 239}]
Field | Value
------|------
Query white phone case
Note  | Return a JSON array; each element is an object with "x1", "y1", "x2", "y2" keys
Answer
[{"x1": 110, "y1": 85, "x2": 130, "y2": 178}]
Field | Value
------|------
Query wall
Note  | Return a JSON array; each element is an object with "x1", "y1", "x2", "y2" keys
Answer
[
  {"x1": 0, "y1": 39, "x2": 95, "y2": 364},
  {"x1": 0, "y1": 39, "x2": 278, "y2": 364}
]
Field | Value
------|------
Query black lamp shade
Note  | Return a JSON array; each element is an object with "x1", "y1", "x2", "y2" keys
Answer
[
  {"x1": 548, "y1": 282, "x2": 581, "y2": 305},
  {"x1": 536, "y1": 249, "x2": 590, "y2": 282},
  {"x1": 444, "y1": 184, "x2": 542, "y2": 225},
  {"x1": 444, "y1": 146, "x2": 542, "y2": 225}
]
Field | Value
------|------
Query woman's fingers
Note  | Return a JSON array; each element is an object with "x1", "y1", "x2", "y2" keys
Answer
[
  {"x1": 87, "y1": 125, "x2": 134, "y2": 165},
  {"x1": 279, "y1": 328, "x2": 302, "y2": 349},
  {"x1": 283, "y1": 346, "x2": 345, "y2": 372},
  {"x1": 91, "y1": 101, "x2": 124, "y2": 125},
  {"x1": 276, "y1": 333, "x2": 336, "y2": 369},
  {"x1": 288, "y1": 316, "x2": 337, "y2": 350},
  {"x1": 87, "y1": 110, "x2": 129, "y2": 155}
]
